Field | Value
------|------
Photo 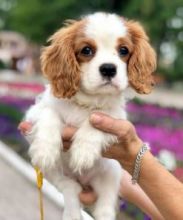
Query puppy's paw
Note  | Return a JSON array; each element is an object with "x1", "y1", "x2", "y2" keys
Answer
[
  {"x1": 29, "y1": 139, "x2": 61, "y2": 171},
  {"x1": 95, "y1": 217, "x2": 115, "y2": 220},
  {"x1": 94, "y1": 212, "x2": 115, "y2": 220},
  {"x1": 94, "y1": 207, "x2": 115, "y2": 220},
  {"x1": 70, "y1": 141, "x2": 100, "y2": 173}
]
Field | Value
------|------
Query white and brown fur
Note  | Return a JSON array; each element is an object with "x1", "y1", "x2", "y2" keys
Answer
[{"x1": 25, "y1": 12, "x2": 156, "y2": 220}]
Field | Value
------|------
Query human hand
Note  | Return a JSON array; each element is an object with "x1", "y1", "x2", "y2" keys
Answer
[
  {"x1": 18, "y1": 121, "x2": 75, "y2": 151},
  {"x1": 89, "y1": 112, "x2": 143, "y2": 173}
]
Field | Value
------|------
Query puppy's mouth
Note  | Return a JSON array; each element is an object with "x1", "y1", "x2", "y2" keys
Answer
[
  {"x1": 101, "y1": 80, "x2": 119, "y2": 89},
  {"x1": 103, "y1": 81, "x2": 112, "y2": 86}
]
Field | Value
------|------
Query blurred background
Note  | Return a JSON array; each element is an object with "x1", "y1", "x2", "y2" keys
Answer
[{"x1": 0, "y1": 0, "x2": 183, "y2": 219}]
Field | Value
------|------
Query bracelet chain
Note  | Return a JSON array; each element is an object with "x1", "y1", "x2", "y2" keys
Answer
[{"x1": 131, "y1": 143, "x2": 150, "y2": 184}]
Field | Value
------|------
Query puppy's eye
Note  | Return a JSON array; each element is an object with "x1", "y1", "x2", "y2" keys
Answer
[
  {"x1": 118, "y1": 46, "x2": 129, "y2": 56},
  {"x1": 80, "y1": 46, "x2": 94, "y2": 56}
]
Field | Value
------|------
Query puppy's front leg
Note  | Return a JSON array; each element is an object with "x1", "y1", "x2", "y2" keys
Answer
[
  {"x1": 91, "y1": 159, "x2": 122, "y2": 220},
  {"x1": 70, "y1": 119, "x2": 116, "y2": 173},
  {"x1": 46, "y1": 170, "x2": 83, "y2": 220},
  {"x1": 28, "y1": 107, "x2": 63, "y2": 172},
  {"x1": 61, "y1": 178, "x2": 83, "y2": 220}
]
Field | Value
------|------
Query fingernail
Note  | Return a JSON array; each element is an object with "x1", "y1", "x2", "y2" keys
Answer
[{"x1": 90, "y1": 114, "x2": 102, "y2": 124}]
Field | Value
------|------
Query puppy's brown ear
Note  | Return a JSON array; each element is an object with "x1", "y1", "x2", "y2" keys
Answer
[
  {"x1": 126, "y1": 21, "x2": 157, "y2": 94},
  {"x1": 41, "y1": 21, "x2": 82, "y2": 98}
]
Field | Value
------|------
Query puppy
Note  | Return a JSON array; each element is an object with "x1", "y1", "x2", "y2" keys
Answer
[{"x1": 25, "y1": 12, "x2": 156, "y2": 220}]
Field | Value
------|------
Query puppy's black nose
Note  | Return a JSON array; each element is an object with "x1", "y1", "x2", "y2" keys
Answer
[{"x1": 99, "y1": 63, "x2": 116, "y2": 79}]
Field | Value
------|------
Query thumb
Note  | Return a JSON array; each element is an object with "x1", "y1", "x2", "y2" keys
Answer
[
  {"x1": 90, "y1": 113, "x2": 126, "y2": 137},
  {"x1": 18, "y1": 121, "x2": 32, "y2": 135}
]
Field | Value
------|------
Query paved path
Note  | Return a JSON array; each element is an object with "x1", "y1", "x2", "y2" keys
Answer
[
  {"x1": 136, "y1": 87, "x2": 183, "y2": 109},
  {"x1": 0, "y1": 155, "x2": 63, "y2": 220}
]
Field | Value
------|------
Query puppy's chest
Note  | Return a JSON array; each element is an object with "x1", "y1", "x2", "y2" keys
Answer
[
  {"x1": 61, "y1": 107, "x2": 90, "y2": 127},
  {"x1": 58, "y1": 102, "x2": 126, "y2": 127}
]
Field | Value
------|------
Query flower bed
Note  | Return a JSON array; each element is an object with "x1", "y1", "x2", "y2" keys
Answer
[
  {"x1": 128, "y1": 101, "x2": 183, "y2": 160},
  {"x1": 0, "y1": 96, "x2": 34, "y2": 158},
  {"x1": 0, "y1": 88, "x2": 183, "y2": 219}
]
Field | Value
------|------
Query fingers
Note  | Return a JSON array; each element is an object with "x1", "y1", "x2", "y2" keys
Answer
[
  {"x1": 79, "y1": 186, "x2": 97, "y2": 205},
  {"x1": 90, "y1": 112, "x2": 132, "y2": 138},
  {"x1": 62, "y1": 126, "x2": 76, "y2": 141},
  {"x1": 63, "y1": 141, "x2": 71, "y2": 152},
  {"x1": 62, "y1": 126, "x2": 76, "y2": 151},
  {"x1": 102, "y1": 144, "x2": 123, "y2": 160},
  {"x1": 18, "y1": 121, "x2": 32, "y2": 135},
  {"x1": 18, "y1": 122, "x2": 76, "y2": 140}
]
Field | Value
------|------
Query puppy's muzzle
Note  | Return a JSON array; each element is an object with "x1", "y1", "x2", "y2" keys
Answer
[{"x1": 99, "y1": 63, "x2": 117, "y2": 80}]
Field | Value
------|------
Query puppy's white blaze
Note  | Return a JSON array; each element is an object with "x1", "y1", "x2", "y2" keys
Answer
[
  {"x1": 80, "y1": 13, "x2": 128, "y2": 95},
  {"x1": 85, "y1": 12, "x2": 127, "y2": 43}
]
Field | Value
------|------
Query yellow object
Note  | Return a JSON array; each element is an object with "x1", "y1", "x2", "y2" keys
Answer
[{"x1": 35, "y1": 167, "x2": 44, "y2": 220}]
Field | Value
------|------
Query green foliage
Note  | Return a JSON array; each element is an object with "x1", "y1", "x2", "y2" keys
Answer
[
  {"x1": 5, "y1": 0, "x2": 76, "y2": 42},
  {"x1": 0, "y1": 60, "x2": 6, "y2": 68},
  {"x1": 119, "y1": 0, "x2": 183, "y2": 82},
  {"x1": 0, "y1": 103, "x2": 23, "y2": 123},
  {"x1": 1, "y1": 0, "x2": 183, "y2": 81},
  {"x1": 4, "y1": 0, "x2": 118, "y2": 42}
]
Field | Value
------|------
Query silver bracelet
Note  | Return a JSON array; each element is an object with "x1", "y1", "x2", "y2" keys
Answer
[{"x1": 131, "y1": 143, "x2": 150, "y2": 184}]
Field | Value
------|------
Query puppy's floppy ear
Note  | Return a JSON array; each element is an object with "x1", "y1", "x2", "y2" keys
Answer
[
  {"x1": 41, "y1": 21, "x2": 82, "y2": 98},
  {"x1": 126, "y1": 21, "x2": 157, "y2": 94}
]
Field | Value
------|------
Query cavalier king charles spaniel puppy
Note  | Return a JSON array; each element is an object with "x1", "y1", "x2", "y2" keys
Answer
[{"x1": 25, "y1": 12, "x2": 156, "y2": 220}]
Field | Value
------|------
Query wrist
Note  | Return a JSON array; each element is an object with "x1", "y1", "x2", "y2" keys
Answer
[
  {"x1": 119, "y1": 138, "x2": 144, "y2": 174},
  {"x1": 131, "y1": 143, "x2": 150, "y2": 184}
]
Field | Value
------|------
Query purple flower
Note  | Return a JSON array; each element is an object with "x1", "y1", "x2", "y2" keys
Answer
[
  {"x1": 0, "y1": 96, "x2": 34, "y2": 112},
  {"x1": 127, "y1": 102, "x2": 183, "y2": 160}
]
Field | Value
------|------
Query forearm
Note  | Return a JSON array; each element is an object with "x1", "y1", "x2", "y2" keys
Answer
[
  {"x1": 121, "y1": 171, "x2": 164, "y2": 220},
  {"x1": 124, "y1": 151, "x2": 183, "y2": 220}
]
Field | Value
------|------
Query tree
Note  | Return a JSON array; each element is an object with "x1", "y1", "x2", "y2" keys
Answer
[
  {"x1": 0, "y1": 0, "x2": 15, "y2": 29},
  {"x1": 120, "y1": 0, "x2": 183, "y2": 82},
  {"x1": 2, "y1": 0, "x2": 183, "y2": 81},
  {"x1": 4, "y1": 0, "x2": 119, "y2": 43}
]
